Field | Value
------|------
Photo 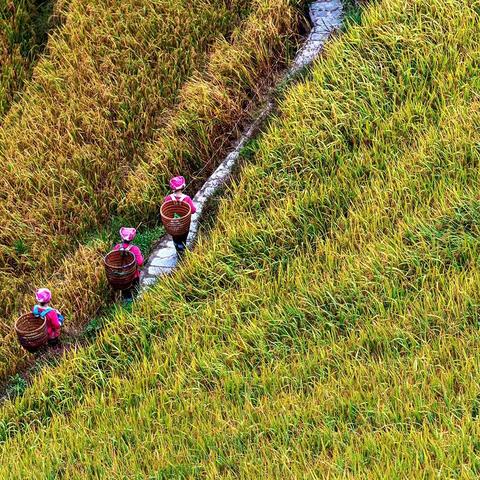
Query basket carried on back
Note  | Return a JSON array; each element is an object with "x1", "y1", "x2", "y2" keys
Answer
[
  {"x1": 160, "y1": 201, "x2": 192, "y2": 237},
  {"x1": 15, "y1": 313, "x2": 48, "y2": 352},
  {"x1": 104, "y1": 250, "x2": 137, "y2": 290}
]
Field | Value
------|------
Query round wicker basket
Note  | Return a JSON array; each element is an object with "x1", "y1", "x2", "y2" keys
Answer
[
  {"x1": 15, "y1": 313, "x2": 48, "y2": 352},
  {"x1": 104, "y1": 250, "x2": 137, "y2": 290},
  {"x1": 160, "y1": 201, "x2": 192, "y2": 237}
]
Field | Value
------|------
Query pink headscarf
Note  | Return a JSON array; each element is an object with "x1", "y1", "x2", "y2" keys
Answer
[
  {"x1": 169, "y1": 176, "x2": 186, "y2": 191},
  {"x1": 35, "y1": 288, "x2": 52, "y2": 303},
  {"x1": 119, "y1": 227, "x2": 137, "y2": 242}
]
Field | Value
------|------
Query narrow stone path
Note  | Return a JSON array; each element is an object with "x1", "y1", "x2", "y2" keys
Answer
[{"x1": 140, "y1": 0, "x2": 343, "y2": 289}]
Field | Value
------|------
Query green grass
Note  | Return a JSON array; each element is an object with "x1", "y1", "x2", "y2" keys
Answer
[
  {"x1": 341, "y1": 0, "x2": 364, "y2": 27},
  {"x1": 0, "y1": 0, "x2": 479, "y2": 477}
]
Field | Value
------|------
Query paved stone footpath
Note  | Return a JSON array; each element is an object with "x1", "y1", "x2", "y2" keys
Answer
[{"x1": 140, "y1": 0, "x2": 343, "y2": 290}]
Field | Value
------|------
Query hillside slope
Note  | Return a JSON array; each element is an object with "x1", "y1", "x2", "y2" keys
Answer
[{"x1": 0, "y1": 0, "x2": 479, "y2": 477}]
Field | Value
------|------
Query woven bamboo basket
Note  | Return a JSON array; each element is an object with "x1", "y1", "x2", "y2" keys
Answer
[
  {"x1": 160, "y1": 201, "x2": 192, "y2": 237},
  {"x1": 104, "y1": 250, "x2": 137, "y2": 290},
  {"x1": 15, "y1": 313, "x2": 48, "y2": 352}
]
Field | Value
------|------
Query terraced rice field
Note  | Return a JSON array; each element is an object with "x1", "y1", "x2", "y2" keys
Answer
[
  {"x1": 0, "y1": 0, "x2": 304, "y2": 381},
  {"x1": 1, "y1": 0, "x2": 478, "y2": 476}
]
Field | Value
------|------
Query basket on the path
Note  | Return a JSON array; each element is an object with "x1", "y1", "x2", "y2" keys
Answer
[
  {"x1": 160, "y1": 201, "x2": 192, "y2": 237},
  {"x1": 104, "y1": 250, "x2": 137, "y2": 290},
  {"x1": 15, "y1": 313, "x2": 48, "y2": 352}
]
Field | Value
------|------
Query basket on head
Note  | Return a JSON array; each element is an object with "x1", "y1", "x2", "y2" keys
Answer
[
  {"x1": 104, "y1": 250, "x2": 137, "y2": 290},
  {"x1": 160, "y1": 201, "x2": 192, "y2": 237},
  {"x1": 15, "y1": 313, "x2": 48, "y2": 352}
]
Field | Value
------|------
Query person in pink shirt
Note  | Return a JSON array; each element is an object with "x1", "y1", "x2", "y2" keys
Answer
[
  {"x1": 32, "y1": 288, "x2": 64, "y2": 346},
  {"x1": 163, "y1": 176, "x2": 197, "y2": 256},
  {"x1": 113, "y1": 227, "x2": 144, "y2": 301}
]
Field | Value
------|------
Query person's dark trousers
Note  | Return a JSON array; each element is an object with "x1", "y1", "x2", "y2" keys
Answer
[
  {"x1": 122, "y1": 277, "x2": 140, "y2": 302},
  {"x1": 48, "y1": 337, "x2": 60, "y2": 347},
  {"x1": 172, "y1": 232, "x2": 188, "y2": 256}
]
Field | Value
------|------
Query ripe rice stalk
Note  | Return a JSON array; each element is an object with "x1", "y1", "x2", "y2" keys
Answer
[{"x1": 0, "y1": 0, "x2": 65, "y2": 117}]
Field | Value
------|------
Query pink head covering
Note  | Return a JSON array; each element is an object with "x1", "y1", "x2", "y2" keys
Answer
[
  {"x1": 35, "y1": 288, "x2": 52, "y2": 303},
  {"x1": 169, "y1": 176, "x2": 186, "y2": 191},
  {"x1": 119, "y1": 227, "x2": 137, "y2": 242}
]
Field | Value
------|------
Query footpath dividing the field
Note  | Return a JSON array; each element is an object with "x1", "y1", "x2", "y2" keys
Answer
[{"x1": 140, "y1": 0, "x2": 343, "y2": 289}]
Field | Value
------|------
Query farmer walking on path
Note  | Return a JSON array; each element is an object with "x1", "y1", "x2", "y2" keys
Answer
[
  {"x1": 32, "y1": 288, "x2": 64, "y2": 346},
  {"x1": 163, "y1": 176, "x2": 197, "y2": 256},
  {"x1": 113, "y1": 227, "x2": 144, "y2": 301}
]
